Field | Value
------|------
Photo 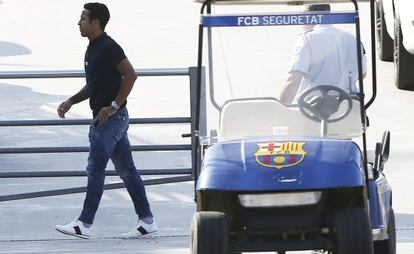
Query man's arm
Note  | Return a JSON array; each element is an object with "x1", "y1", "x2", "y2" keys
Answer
[
  {"x1": 97, "y1": 58, "x2": 137, "y2": 123},
  {"x1": 362, "y1": 44, "x2": 368, "y2": 79},
  {"x1": 113, "y1": 58, "x2": 137, "y2": 107},
  {"x1": 279, "y1": 70, "x2": 304, "y2": 104},
  {"x1": 57, "y1": 85, "x2": 90, "y2": 118},
  {"x1": 280, "y1": 33, "x2": 309, "y2": 104}
]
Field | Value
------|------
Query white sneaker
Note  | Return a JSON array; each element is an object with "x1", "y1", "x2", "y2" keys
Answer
[
  {"x1": 55, "y1": 220, "x2": 92, "y2": 239},
  {"x1": 121, "y1": 220, "x2": 158, "y2": 239}
]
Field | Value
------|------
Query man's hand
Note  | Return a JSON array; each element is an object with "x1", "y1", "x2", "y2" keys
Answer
[
  {"x1": 98, "y1": 106, "x2": 117, "y2": 124},
  {"x1": 57, "y1": 100, "x2": 73, "y2": 118}
]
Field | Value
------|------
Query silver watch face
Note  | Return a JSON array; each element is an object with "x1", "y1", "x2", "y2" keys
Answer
[{"x1": 111, "y1": 101, "x2": 119, "y2": 109}]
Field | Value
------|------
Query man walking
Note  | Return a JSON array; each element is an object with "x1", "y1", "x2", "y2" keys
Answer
[{"x1": 55, "y1": 2, "x2": 157, "y2": 239}]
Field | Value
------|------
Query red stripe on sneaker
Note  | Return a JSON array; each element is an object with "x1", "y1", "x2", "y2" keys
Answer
[
  {"x1": 74, "y1": 226, "x2": 82, "y2": 235},
  {"x1": 137, "y1": 226, "x2": 148, "y2": 235}
]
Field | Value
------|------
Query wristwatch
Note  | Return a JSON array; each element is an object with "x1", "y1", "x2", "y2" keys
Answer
[{"x1": 111, "y1": 100, "x2": 120, "y2": 110}]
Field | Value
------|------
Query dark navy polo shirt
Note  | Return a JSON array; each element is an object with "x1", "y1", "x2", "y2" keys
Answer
[{"x1": 84, "y1": 32, "x2": 127, "y2": 117}]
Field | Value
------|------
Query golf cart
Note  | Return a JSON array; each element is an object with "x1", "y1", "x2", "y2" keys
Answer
[{"x1": 190, "y1": 0, "x2": 395, "y2": 253}]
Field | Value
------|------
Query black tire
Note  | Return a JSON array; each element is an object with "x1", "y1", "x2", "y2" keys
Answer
[
  {"x1": 190, "y1": 211, "x2": 229, "y2": 254},
  {"x1": 374, "y1": 208, "x2": 396, "y2": 254},
  {"x1": 394, "y1": 14, "x2": 414, "y2": 90},
  {"x1": 376, "y1": 0, "x2": 394, "y2": 61},
  {"x1": 332, "y1": 208, "x2": 374, "y2": 254}
]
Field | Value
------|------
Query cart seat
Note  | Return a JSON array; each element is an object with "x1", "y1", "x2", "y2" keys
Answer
[{"x1": 219, "y1": 98, "x2": 362, "y2": 140}]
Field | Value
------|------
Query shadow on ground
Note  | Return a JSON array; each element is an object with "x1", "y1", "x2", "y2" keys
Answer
[
  {"x1": 0, "y1": 41, "x2": 31, "y2": 57},
  {"x1": 0, "y1": 82, "x2": 64, "y2": 119}
]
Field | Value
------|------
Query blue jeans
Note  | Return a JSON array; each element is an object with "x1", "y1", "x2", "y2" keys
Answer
[{"x1": 78, "y1": 107, "x2": 153, "y2": 224}]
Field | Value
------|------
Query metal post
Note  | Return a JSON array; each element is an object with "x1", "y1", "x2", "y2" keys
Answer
[{"x1": 352, "y1": 0, "x2": 371, "y2": 199}]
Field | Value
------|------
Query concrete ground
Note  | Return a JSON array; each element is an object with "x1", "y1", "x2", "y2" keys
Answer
[{"x1": 0, "y1": 0, "x2": 413, "y2": 253}]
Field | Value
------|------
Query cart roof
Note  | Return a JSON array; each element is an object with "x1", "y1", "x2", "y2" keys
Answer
[{"x1": 194, "y1": 0, "x2": 369, "y2": 4}]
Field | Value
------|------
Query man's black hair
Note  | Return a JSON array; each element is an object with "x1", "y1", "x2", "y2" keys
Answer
[
  {"x1": 305, "y1": 4, "x2": 331, "y2": 12},
  {"x1": 84, "y1": 2, "x2": 110, "y2": 30}
]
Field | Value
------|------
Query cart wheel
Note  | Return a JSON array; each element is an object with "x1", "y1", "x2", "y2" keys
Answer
[
  {"x1": 332, "y1": 208, "x2": 374, "y2": 254},
  {"x1": 374, "y1": 208, "x2": 396, "y2": 254},
  {"x1": 190, "y1": 211, "x2": 229, "y2": 254}
]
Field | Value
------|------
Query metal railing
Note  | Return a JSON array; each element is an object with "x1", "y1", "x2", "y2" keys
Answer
[{"x1": 0, "y1": 67, "x2": 206, "y2": 202}]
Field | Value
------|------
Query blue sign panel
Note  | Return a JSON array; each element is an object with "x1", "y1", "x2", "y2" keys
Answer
[{"x1": 202, "y1": 12, "x2": 356, "y2": 27}]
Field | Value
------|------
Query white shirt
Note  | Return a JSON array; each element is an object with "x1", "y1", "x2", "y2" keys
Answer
[{"x1": 289, "y1": 25, "x2": 367, "y2": 96}]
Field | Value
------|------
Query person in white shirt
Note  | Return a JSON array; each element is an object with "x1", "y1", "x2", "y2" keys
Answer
[{"x1": 280, "y1": 4, "x2": 367, "y2": 104}]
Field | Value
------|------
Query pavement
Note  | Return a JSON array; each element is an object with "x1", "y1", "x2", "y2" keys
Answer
[{"x1": 0, "y1": 1, "x2": 414, "y2": 253}]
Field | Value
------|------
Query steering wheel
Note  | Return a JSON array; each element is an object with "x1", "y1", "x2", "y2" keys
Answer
[{"x1": 297, "y1": 85, "x2": 353, "y2": 123}]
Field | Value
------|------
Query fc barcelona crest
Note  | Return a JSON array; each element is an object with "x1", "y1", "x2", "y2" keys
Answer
[{"x1": 254, "y1": 142, "x2": 306, "y2": 169}]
